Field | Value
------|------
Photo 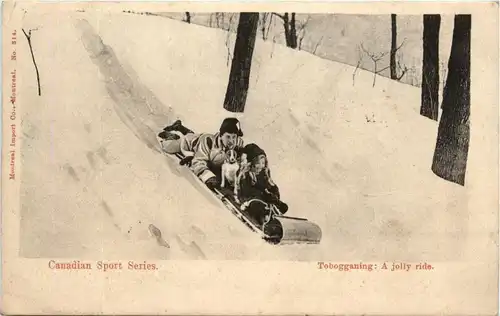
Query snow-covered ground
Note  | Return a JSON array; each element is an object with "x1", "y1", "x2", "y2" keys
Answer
[{"x1": 16, "y1": 10, "x2": 495, "y2": 263}]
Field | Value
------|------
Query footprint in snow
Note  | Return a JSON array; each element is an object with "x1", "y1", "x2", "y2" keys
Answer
[{"x1": 148, "y1": 224, "x2": 170, "y2": 248}]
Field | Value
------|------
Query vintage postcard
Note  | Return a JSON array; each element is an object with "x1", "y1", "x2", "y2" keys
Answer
[{"x1": 1, "y1": 1, "x2": 498, "y2": 315}]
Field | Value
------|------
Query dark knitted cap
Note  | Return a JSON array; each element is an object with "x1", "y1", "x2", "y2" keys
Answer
[
  {"x1": 243, "y1": 143, "x2": 266, "y2": 163},
  {"x1": 219, "y1": 118, "x2": 243, "y2": 137}
]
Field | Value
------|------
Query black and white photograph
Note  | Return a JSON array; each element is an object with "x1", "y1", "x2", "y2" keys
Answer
[{"x1": 2, "y1": 2, "x2": 498, "y2": 315}]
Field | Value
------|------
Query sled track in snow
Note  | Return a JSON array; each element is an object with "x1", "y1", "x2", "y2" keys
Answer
[
  {"x1": 76, "y1": 18, "x2": 255, "y2": 213},
  {"x1": 76, "y1": 19, "x2": 173, "y2": 154},
  {"x1": 75, "y1": 18, "x2": 193, "y2": 178}
]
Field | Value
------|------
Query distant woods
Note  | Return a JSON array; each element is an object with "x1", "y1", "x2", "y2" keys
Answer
[{"x1": 177, "y1": 12, "x2": 423, "y2": 86}]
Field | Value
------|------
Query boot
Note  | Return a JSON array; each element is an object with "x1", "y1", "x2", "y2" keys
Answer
[
  {"x1": 163, "y1": 120, "x2": 193, "y2": 135},
  {"x1": 276, "y1": 201, "x2": 288, "y2": 214},
  {"x1": 158, "y1": 130, "x2": 180, "y2": 141}
]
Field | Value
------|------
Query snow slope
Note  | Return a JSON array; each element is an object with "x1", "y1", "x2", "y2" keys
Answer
[{"x1": 17, "y1": 10, "x2": 489, "y2": 262}]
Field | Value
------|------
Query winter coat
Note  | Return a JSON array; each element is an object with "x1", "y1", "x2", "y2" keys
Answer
[
  {"x1": 187, "y1": 132, "x2": 244, "y2": 183},
  {"x1": 238, "y1": 168, "x2": 281, "y2": 205}
]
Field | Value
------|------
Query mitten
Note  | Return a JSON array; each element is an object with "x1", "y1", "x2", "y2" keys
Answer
[
  {"x1": 205, "y1": 177, "x2": 219, "y2": 190},
  {"x1": 264, "y1": 190, "x2": 280, "y2": 204},
  {"x1": 276, "y1": 200, "x2": 289, "y2": 214},
  {"x1": 179, "y1": 156, "x2": 194, "y2": 166},
  {"x1": 264, "y1": 167, "x2": 276, "y2": 186}
]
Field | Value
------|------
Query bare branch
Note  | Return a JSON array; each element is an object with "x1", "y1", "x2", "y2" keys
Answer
[
  {"x1": 360, "y1": 42, "x2": 388, "y2": 87},
  {"x1": 360, "y1": 44, "x2": 388, "y2": 62},
  {"x1": 272, "y1": 12, "x2": 286, "y2": 20},
  {"x1": 260, "y1": 13, "x2": 268, "y2": 40},
  {"x1": 298, "y1": 24, "x2": 307, "y2": 50},
  {"x1": 374, "y1": 51, "x2": 389, "y2": 61},
  {"x1": 265, "y1": 13, "x2": 274, "y2": 40},
  {"x1": 216, "y1": 12, "x2": 222, "y2": 28},
  {"x1": 312, "y1": 36, "x2": 323, "y2": 54},
  {"x1": 360, "y1": 43, "x2": 369, "y2": 56},
  {"x1": 227, "y1": 13, "x2": 236, "y2": 31},
  {"x1": 353, "y1": 44, "x2": 363, "y2": 86},
  {"x1": 394, "y1": 38, "x2": 407, "y2": 53},
  {"x1": 22, "y1": 28, "x2": 41, "y2": 96},
  {"x1": 270, "y1": 35, "x2": 277, "y2": 59},
  {"x1": 375, "y1": 64, "x2": 391, "y2": 74},
  {"x1": 392, "y1": 50, "x2": 409, "y2": 81},
  {"x1": 298, "y1": 15, "x2": 311, "y2": 31},
  {"x1": 396, "y1": 64, "x2": 408, "y2": 80}
]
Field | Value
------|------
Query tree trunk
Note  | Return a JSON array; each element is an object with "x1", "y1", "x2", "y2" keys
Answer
[
  {"x1": 390, "y1": 14, "x2": 397, "y2": 79},
  {"x1": 283, "y1": 13, "x2": 291, "y2": 47},
  {"x1": 185, "y1": 12, "x2": 191, "y2": 23},
  {"x1": 420, "y1": 14, "x2": 441, "y2": 121},
  {"x1": 223, "y1": 13, "x2": 259, "y2": 113},
  {"x1": 431, "y1": 15, "x2": 471, "y2": 186},
  {"x1": 290, "y1": 13, "x2": 298, "y2": 49}
]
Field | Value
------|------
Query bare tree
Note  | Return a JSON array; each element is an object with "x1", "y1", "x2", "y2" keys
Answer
[
  {"x1": 289, "y1": 13, "x2": 297, "y2": 48},
  {"x1": 22, "y1": 28, "x2": 41, "y2": 96},
  {"x1": 312, "y1": 36, "x2": 324, "y2": 54},
  {"x1": 352, "y1": 45, "x2": 363, "y2": 86},
  {"x1": 223, "y1": 13, "x2": 259, "y2": 113},
  {"x1": 390, "y1": 14, "x2": 397, "y2": 79},
  {"x1": 209, "y1": 13, "x2": 222, "y2": 28},
  {"x1": 216, "y1": 13, "x2": 223, "y2": 28},
  {"x1": 297, "y1": 15, "x2": 311, "y2": 50},
  {"x1": 431, "y1": 15, "x2": 471, "y2": 186},
  {"x1": 226, "y1": 13, "x2": 237, "y2": 31},
  {"x1": 396, "y1": 54, "x2": 409, "y2": 81},
  {"x1": 360, "y1": 39, "x2": 407, "y2": 87},
  {"x1": 360, "y1": 44, "x2": 390, "y2": 87},
  {"x1": 271, "y1": 13, "x2": 311, "y2": 50},
  {"x1": 420, "y1": 14, "x2": 441, "y2": 121},
  {"x1": 259, "y1": 13, "x2": 270, "y2": 40},
  {"x1": 265, "y1": 13, "x2": 275, "y2": 41},
  {"x1": 390, "y1": 14, "x2": 409, "y2": 82},
  {"x1": 272, "y1": 12, "x2": 298, "y2": 49}
]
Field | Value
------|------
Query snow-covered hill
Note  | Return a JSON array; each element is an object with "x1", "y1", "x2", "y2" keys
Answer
[{"x1": 16, "y1": 10, "x2": 491, "y2": 263}]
